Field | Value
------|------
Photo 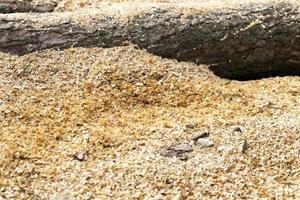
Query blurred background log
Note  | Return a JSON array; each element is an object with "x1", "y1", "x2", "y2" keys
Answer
[{"x1": 0, "y1": 1, "x2": 299, "y2": 79}]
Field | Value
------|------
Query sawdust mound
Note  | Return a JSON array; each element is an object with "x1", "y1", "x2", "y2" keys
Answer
[{"x1": 0, "y1": 45, "x2": 299, "y2": 199}]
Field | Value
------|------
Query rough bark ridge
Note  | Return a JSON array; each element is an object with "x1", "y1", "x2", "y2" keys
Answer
[
  {"x1": 0, "y1": 0, "x2": 56, "y2": 13},
  {"x1": 0, "y1": 2, "x2": 299, "y2": 79}
]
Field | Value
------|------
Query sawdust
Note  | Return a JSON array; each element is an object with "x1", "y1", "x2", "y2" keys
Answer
[{"x1": 0, "y1": 45, "x2": 299, "y2": 199}]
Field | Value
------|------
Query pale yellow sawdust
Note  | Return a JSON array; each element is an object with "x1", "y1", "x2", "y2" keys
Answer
[{"x1": 0, "y1": 45, "x2": 299, "y2": 199}]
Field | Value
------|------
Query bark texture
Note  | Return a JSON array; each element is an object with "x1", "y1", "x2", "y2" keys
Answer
[
  {"x1": 0, "y1": 0, "x2": 56, "y2": 13},
  {"x1": 0, "y1": 2, "x2": 299, "y2": 79}
]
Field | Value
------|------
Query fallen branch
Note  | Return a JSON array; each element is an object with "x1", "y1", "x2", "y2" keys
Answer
[{"x1": 0, "y1": 1, "x2": 299, "y2": 79}]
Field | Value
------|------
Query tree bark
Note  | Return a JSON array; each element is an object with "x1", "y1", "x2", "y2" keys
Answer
[
  {"x1": 0, "y1": 2, "x2": 299, "y2": 79},
  {"x1": 0, "y1": 0, "x2": 56, "y2": 13}
]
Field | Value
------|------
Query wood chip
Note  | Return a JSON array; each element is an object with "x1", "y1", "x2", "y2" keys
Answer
[
  {"x1": 191, "y1": 132, "x2": 210, "y2": 141},
  {"x1": 197, "y1": 138, "x2": 214, "y2": 147},
  {"x1": 167, "y1": 144, "x2": 193, "y2": 152},
  {"x1": 233, "y1": 127, "x2": 243, "y2": 133},
  {"x1": 241, "y1": 140, "x2": 248, "y2": 154},
  {"x1": 74, "y1": 152, "x2": 86, "y2": 161}
]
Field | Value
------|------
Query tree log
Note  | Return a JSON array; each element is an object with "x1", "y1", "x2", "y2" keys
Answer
[
  {"x1": 0, "y1": 0, "x2": 56, "y2": 13},
  {"x1": 0, "y1": 2, "x2": 299, "y2": 79}
]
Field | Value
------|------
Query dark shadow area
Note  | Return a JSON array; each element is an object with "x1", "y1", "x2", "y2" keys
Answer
[{"x1": 209, "y1": 63, "x2": 300, "y2": 81}]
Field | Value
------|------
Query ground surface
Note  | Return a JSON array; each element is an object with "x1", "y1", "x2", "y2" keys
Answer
[{"x1": 0, "y1": 45, "x2": 299, "y2": 199}]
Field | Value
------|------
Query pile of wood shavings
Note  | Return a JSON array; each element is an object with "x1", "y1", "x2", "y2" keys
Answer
[{"x1": 0, "y1": 45, "x2": 299, "y2": 199}]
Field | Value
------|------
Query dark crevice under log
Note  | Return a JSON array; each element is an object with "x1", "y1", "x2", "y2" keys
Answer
[
  {"x1": 0, "y1": 0, "x2": 56, "y2": 13},
  {"x1": 0, "y1": 2, "x2": 299, "y2": 80}
]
